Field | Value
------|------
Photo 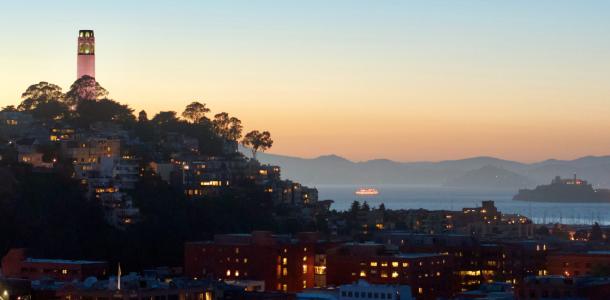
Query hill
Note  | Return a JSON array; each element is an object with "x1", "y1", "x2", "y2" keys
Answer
[{"x1": 247, "y1": 149, "x2": 610, "y2": 188}]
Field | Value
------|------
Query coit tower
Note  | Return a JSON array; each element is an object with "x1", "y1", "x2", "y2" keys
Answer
[{"x1": 77, "y1": 30, "x2": 95, "y2": 79}]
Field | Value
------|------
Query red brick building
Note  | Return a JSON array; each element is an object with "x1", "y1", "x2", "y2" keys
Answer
[
  {"x1": 325, "y1": 243, "x2": 454, "y2": 299},
  {"x1": 547, "y1": 251, "x2": 610, "y2": 277},
  {"x1": 1, "y1": 248, "x2": 108, "y2": 281},
  {"x1": 185, "y1": 231, "x2": 322, "y2": 293},
  {"x1": 516, "y1": 275, "x2": 610, "y2": 300}
]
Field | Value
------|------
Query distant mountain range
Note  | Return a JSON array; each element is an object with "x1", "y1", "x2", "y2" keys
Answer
[{"x1": 243, "y1": 148, "x2": 610, "y2": 189}]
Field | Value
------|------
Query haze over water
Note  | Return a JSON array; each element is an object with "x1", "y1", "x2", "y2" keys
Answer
[{"x1": 319, "y1": 184, "x2": 610, "y2": 225}]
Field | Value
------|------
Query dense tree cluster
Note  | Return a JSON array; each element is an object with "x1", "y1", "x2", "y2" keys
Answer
[
  {"x1": 0, "y1": 161, "x2": 303, "y2": 270},
  {"x1": 0, "y1": 78, "x2": 290, "y2": 270},
  {"x1": 3, "y1": 78, "x2": 274, "y2": 157}
]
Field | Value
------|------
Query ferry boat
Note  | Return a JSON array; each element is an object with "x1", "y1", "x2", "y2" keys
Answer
[{"x1": 355, "y1": 188, "x2": 379, "y2": 196}]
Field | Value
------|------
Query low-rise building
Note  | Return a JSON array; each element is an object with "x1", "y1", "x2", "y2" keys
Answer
[
  {"x1": 185, "y1": 231, "x2": 321, "y2": 293},
  {"x1": 547, "y1": 251, "x2": 610, "y2": 277},
  {"x1": 1, "y1": 248, "x2": 108, "y2": 282},
  {"x1": 54, "y1": 275, "x2": 216, "y2": 300},
  {"x1": 325, "y1": 243, "x2": 453, "y2": 300},
  {"x1": 516, "y1": 275, "x2": 610, "y2": 300}
]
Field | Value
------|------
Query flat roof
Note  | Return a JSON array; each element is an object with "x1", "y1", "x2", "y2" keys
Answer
[
  {"x1": 396, "y1": 253, "x2": 444, "y2": 259},
  {"x1": 26, "y1": 258, "x2": 106, "y2": 265}
]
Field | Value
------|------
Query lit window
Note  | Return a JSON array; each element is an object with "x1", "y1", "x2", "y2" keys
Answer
[
  {"x1": 392, "y1": 262, "x2": 399, "y2": 267},
  {"x1": 282, "y1": 257, "x2": 288, "y2": 265},
  {"x1": 303, "y1": 256, "x2": 307, "y2": 262},
  {"x1": 226, "y1": 270, "x2": 231, "y2": 276},
  {"x1": 402, "y1": 262, "x2": 409, "y2": 268},
  {"x1": 283, "y1": 268, "x2": 287, "y2": 276},
  {"x1": 370, "y1": 262, "x2": 378, "y2": 267},
  {"x1": 360, "y1": 270, "x2": 366, "y2": 277},
  {"x1": 381, "y1": 262, "x2": 388, "y2": 267},
  {"x1": 391, "y1": 271, "x2": 399, "y2": 278},
  {"x1": 303, "y1": 264, "x2": 308, "y2": 274}
]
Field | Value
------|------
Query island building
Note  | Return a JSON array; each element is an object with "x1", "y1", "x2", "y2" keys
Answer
[{"x1": 77, "y1": 30, "x2": 95, "y2": 78}]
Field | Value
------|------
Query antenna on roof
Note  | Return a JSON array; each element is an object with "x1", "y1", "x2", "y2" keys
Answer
[{"x1": 117, "y1": 262, "x2": 122, "y2": 290}]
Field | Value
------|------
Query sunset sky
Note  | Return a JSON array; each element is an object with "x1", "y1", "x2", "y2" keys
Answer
[{"x1": 1, "y1": 1, "x2": 610, "y2": 162}]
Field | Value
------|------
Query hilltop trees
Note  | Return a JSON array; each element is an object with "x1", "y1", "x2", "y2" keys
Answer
[
  {"x1": 181, "y1": 101, "x2": 210, "y2": 124},
  {"x1": 212, "y1": 112, "x2": 243, "y2": 141},
  {"x1": 1, "y1": 106, "x2": 18, "y2": 112},
  {"x1": 152, "y1": 111, "x2": 180, "y2": 127},
  {"x1": 138, "y1": 110, "x2": 148, "y2": 122},
  {"x1": 12, "y1": 78, "x2": 277, "y2": 161},
  {"x1": 30, "y1": 100, "x2": 70, "y2": 120},
  {"x1": 242, "y1": 130, "x2": 273, "y2": 159},
  {"x1": 18, "y1": 82, "x2": 65, "y2": 111},
  {"x1": 65, "y1": 75, "x2": 109, "y2": 107},
  {"x1": 17, "y1": 82, "x2": 69, "y2": 120},
  {"x1": 73, "y1": 98, "x2": 135, "y2": 127}
]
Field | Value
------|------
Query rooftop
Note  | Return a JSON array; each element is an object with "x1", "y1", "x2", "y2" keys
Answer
[
  {"x1": 396, "y1": 253, "x2": 446, "y2": 259},
  {"x1": 26, "y1": 258, "x2": 106, "y2": 265}
]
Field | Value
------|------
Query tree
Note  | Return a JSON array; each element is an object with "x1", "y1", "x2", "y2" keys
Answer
[
  {"x1": 73, "y1": 98, "x2": 135, "y2": 127},
  {"x1": 181, "y1": 101, "x2": 210, "y2": 123},
  {"x1": 242, "y1": 130, "x2": 273, "y2": 160},
  {"x1": 30, "y1": 100, "x2": 69, "y2": 120},
  {"x1": 1, "y1": 105, "x2": 18, "y2": 112},
  {"x1": 212, "y1": 112, "x2": 243, "y2": 141},
  {"x1": 138, "y1": 110, "x2": 148, "y2": 123},
  {"x1": 65, "y1": 76, "x2": 109, "y2": 107},
  {"x1": 18, "y1": 82, "x2": 64, "y2": 111},
  {"x1": 151, "y1": 111, "x2": 179, "y2": 127}
]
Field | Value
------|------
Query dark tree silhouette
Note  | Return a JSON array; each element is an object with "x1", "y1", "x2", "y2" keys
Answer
[
  {"x1": 138, "y1": 110, "x2": 148, "y2": 123},
  {"x1": 1, "y1": 105, "x2": 18, "y2": 112},
  {"x1": 213, "y1": 112, "x2": 243, "y2": 141},
  {"x1": 182, "y1": 101, "x2": 210, "y2": 123},
  {"x1": 18, "y1": 81, "x2": 64, "y2": 111},
  {"x1": 73, "y1": 98, "x2": 135, "y2": 127},
  {"x1": 30, "y1": 100, "x2": 69, "y2": 120},
  {"x1": 242, "y1": 130, "x2": 273, "y2": 160},
  {"x1": 65, "y1": 76, "x2": 109, "y2": 107},
  {"x1": 152, "y1": 111, "x2": 180, "y2": 127}
]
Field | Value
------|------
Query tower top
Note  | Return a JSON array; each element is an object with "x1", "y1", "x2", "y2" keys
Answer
[
  {"x1": 77, "y1": 30, "x2": 95, "y2": 78},
  {"x1": 79, "y1": 30, "x2": 94, "y2": 38}
]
